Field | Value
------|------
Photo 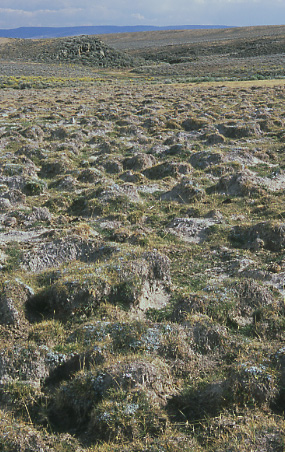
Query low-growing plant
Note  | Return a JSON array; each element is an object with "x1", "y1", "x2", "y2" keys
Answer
[
  {"x1": 28, "y1": 319, "x2": 66, "y2": 346},
  {"x1": 111, "y1": 321, "x2": 148, "y2": 353},
  {"x1": 3, "y1": 380, "x2": 42, "y2": 422},
  {"x1": 89, "y1": 389, "x2": 168, "y2": 442},
  {"x1": 4, "y1": 241, "x2": 23, "y2": 272}
]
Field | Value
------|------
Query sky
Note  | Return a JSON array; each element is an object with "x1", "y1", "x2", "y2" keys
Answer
[{"x1": 0, "y1": 0, "x2": 284, "y2": 29}]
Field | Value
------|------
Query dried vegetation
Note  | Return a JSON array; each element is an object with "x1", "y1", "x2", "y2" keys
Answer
[{"x1": 0, "y1": 26, "x2": 284, "y2": 452}]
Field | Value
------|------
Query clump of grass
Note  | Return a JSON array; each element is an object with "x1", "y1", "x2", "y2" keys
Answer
[
  {"x1": 111, "y1": 321, "x2": 148, "y2": 353},
  {"x1": 3, "y1": 380, "x2": 42, "y2": 423},
  {"x1": 28, "y1": 319, "x2": 66, "y2": 347},
  {"x1": 89, "y1": 388, "x2": 168, "y2": 443},
  {"x1": 4, "y1": 242, "x2": 23, "y2": 272}
]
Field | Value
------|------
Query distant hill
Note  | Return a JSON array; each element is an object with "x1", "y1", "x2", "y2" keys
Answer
[{"x1": 0, "y1": 25, "x2": 233, "y2": 39}]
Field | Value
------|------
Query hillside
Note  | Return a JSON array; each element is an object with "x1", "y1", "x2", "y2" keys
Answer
[
  {"x1": 101, "y1": 25, "x2": 285, "y2": 69},
  {"x1": 0, "y1": 25, "x2": 284, "y2": 452},
  {"x1": 0, "y1": 25, "x2": 284, "y2": 80},
  {"x1": 0, "y1": 35, "x2": 138, "y2": 68},
  {"x1": 100, "y1": 25, "x2": 285, "y2": 50},
  {"x1": 0, "y1": 25, "x2": 232, "y2": 39}
]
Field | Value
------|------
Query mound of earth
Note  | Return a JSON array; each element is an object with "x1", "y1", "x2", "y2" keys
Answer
[{"x1": 0, "y1": 35, "x2": 139, "y2": 67}]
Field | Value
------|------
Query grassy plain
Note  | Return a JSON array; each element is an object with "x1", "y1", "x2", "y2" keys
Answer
[{"x1": 0, "y1": 26, "x2": 284, "y2": 452}]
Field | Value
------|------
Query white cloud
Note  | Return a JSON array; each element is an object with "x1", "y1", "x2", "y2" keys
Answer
[{"x1": 131, "y1": 13, "x2": 145, "y2": 21}]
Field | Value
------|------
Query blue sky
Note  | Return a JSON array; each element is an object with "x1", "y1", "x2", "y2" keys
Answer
[{"x1": 0, "y1": 0, "x2": 284, "y2": 29}]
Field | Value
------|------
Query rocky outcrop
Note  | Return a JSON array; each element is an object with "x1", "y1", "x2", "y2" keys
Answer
[{"x1": 38, "y1": 35, "x2": 138, "y2": 67}]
